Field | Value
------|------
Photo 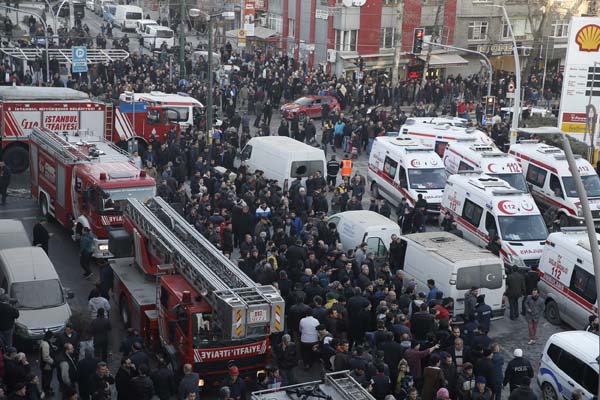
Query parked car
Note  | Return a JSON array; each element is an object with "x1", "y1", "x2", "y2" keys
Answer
[{"x1": 280, "y1": 95, "x2": 340, "y2": 121}]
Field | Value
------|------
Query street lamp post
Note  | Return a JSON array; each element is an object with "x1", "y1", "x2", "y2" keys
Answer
[
  {"x1": 0, "y1": 5, "x2": 50, "y2": 83},
  {"x1": 179, "y1": 0, "x2": 186, "y2": 80},
  {"x1": 486, "y1": 4, "x2": 521, "y2": 144}
]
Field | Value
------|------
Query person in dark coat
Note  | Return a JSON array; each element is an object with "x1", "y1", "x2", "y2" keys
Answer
[
  {"x1": 77, "y1": 348, "x2": 101, "y2": 400},
  {"x1": 129, "y1": 363, "x2": 154, "y2": 400},
  {"x1": 178, "y1": 363, "x2": 200, "y2": 400},
  {"x1": 0, "y1": 297, "x2": 19, "y2": 348},
  {"x1": 32, "y1": 217, "x2": 50, "y2": 254},
  {"x1": 0, "y1": 162, "x2": 11, "y2": 205},
  {"x1": 90, "y1": 308, "x2": 111, "y2": 362},
  {"x1": 507, "y1": 376, "x2": 537, "y2": 400},
  {"x1": 115, "y1": 357, "x2": 136, "y2": 400},
  {"x1": 473, "y1": 295, "x2": 492, "y2": 333},
  {"x1": 521, "y1": 265, "x2": 540, "y2": 316},
  {"x1": 379, "y1": 331, "x2": 404, "y2": 384},
  {"x1": 89, "y1": 361, "x2": 116, "y2": 400},
  {"x1": 485, "y1": 236, "x2": 501, "y2": 257},
  {"x1": 505, "y1": 266, "x2": 526, "y2": 320},
  {"x1": 503, "y1": 349, "x2": 534, "y2": 393},
  {"x1": 149, "y1": 356, "x2": 175, "y2": 400},
  {"x1": 128, "y1": 342, "x2": 150, "y2": 370},
  {"x1": 474, "y1": 349, "x2": 496, "y2": 392},
  {"x1": 275, "y1": 334, "x2": 297, "y2": 385}
]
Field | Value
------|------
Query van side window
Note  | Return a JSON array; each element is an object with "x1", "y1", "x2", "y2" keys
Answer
[
  {"x1": 526, "y1": 164, "x2": 547, "y2": 187},
  {"x1": 462, "y1": 199, "x2": 483, "y2": 227},
  {"x1": 569, "y1": 266, "x2": 597, "y2": 305},
  {"x1": 458, "y1": 161, "x2": 474, "y2": 172},
  {"x1": 398, "y1": 166, "x2": 408, "y2": 188},
  {"x1": 485, "y1": 212, "x2": 498, "y2": 238},
  {"x1": 556, "y1": 350, "x2": 586, "y2": 389},
  {"x1": 291, "y1": 160, "x2": 324, "y2": 177},
  {"x1": 546, "y1": 343, "x2": 562, "y2": 365},
  {"x1": 383, "y1": 156, "x2": 398, "y2": 180},
  {"x1": 583, "y1": 365, "x2": 599, "y2": 394},
  {"x1": 549, "y1": 174, "x2": 563, "y2": 198},
  {"x1": 240, "y1": 145, "x2": 252, "y2": 160}
]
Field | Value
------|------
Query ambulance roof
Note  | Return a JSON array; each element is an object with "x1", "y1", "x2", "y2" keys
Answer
[
  {"x1": 375, "y1": 136, "x2": 443, "y2": 168},
  {"x1": 447, "y1": 173, "x2": 540, "y2": 216},
  {"x1": 121, "y1": 91, "x2": 203, "y2": 106},
  {"x1": 509, "y1": 142, "x2": 596, "y2": 177},
  {"x1": 0, "y1": 86, "x2": 90, "y2": 101},
  {"x1": 405, "y1": 116, "x2": 468, "y2": 127},
  {"x1": 401, "y1": 232, "x2": 499, "y2": 263},
  {"x1": 546, "y1": 229, "x2": 600, "y2": 253},
  {"x1": 446, "y1": 142, "x2": 521, "y2": 173}
]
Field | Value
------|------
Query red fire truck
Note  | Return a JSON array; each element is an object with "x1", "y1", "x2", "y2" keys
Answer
[
  {"x1": 108, "y1": 197, "x2": 284, "y2": 387},
  {"x1": 0, "y1": 87, "x2": 200, "y2": 173},
  {"x1": 29, "y1": 127, "x2": 156, "y2": 258}
]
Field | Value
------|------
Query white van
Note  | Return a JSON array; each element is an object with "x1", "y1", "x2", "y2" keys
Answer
[
  {"x1": 0, "y1": 247, "x2": 73, "y2": 341},
  {"x1": 538, "y1": 331, "x2": 598, "y2": 400},
  {"x1": 404, "y1": 116, "x2": 468, "y2": 128},
  {"x1": 444, "y1": 142, "x2": 528, "y2": 192},
  {"x1": 142, "y1": 25, "x2": 175, "y2": 50},
  {"x1": 368, "y1": 137, "x2": 446, "y2": 212},
  {"x1": 398, "y1": 232, "x2": 505, "y2": 321},
  {"x1": 440, "y1": 173, "x2": 548, "y2": 269},
  {"x1": 237, "y1": 136, "x2": 326, "y2": 191},
  {"x1": 0, "y1": 220, "x2": 30, "y2": 251},
  {"x1": 538, "y1": 229, "x2": 599, "y2": 329},
  {"x1": 114, "y1": 5, "x2": 143, "y2": 31},
  {"x1": 509, "y1": 141, "x2": 600, "y2": 228},
  {"x1": 399, "y1": 123, "x2": 494, "y2": 157},
  {"x1": 136, "y1": 18, "x2": 158, "y2": 35},
  {"x1": 328, "y1": 210, "x2": 401, "y2": 260}
]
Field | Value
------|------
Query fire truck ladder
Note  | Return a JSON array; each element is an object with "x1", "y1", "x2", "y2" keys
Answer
[
  {"x1": 30, "y1": 127, "x2": 91, "y2": 165},
  {"x1": 325, "y1": 371, "x2": 375, "y2": 400},
  {"x1": 125, "y1": 198, "x2": 285, "y2": 340}
]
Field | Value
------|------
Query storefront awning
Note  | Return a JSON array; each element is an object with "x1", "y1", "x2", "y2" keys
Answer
[{"x1": 418, "y1": 53, "x2": 468, "y2": 68}]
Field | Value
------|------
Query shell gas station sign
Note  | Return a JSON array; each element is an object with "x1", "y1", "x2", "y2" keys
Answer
[{"x1": 559, "y1": 17, "x2": 600, "y2": 142}]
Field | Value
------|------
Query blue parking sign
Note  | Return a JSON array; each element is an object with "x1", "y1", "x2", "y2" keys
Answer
[{"x1": 72, "y1": 46, "x2": 88, "y2": 73}]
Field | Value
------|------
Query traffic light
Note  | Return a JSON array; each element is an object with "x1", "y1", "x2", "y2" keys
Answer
[
  {"x1": 485, "y1": 96, "x2": 496, "y2": 117},
  {"x1": 412, "y1": 28, "x2": 425, "y2": 54}
]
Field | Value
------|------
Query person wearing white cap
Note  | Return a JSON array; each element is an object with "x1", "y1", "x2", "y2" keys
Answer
[{"x1": 502, "y1": 349, "x2": 534, "y2": 393}]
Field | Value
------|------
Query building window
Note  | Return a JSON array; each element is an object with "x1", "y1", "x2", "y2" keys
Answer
[
  {"x1": 268, "y1": 14, "x2": 282, "y2": 34},
  {"x1": 382, "y1": 0, "x2": 400, "y2": 5},
  {"x1": 380, "y1": 27, "x2": 395, "y2": 49},
  {"x1": 468, "y1": 21, "x2": 488, "y2": 41},
  {"x1": 552, "y1": 20, "x2": 569, "y2": 38},
  {"x1": 472, "y1": 0, "x2": 491, "y2": 3},
  {"x1": 335, "y1": 29, "x2": 359, "y2": 52},
  {"x1": 501, "y1": 18, "x2": 530, "y2": 40},
  {"x1": 288, "y1": 18, "x2": 295, "y2": 37}
]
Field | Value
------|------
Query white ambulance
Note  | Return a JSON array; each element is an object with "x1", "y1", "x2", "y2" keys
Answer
[
  {"x1": 368, "y1": 136, "x2": 446, "y2": 212},
  {"x1": 538, "y1": 228, "x2": 599, "y2": 329},
  {"x1": 443, "y1": 142, "x2": 528, "y2": 192},
  {"x1": 440, "y1": 173, "x2": 548, "y2": 269},
  {"x1": 508, "y1": 141, "x2": 600, "y2": 228},
  {"x1": 399, "y1": 122, "x2": 494, "y2": 157},
  {"x1": 404, "y1": 116, "x2": 468, "y2": 128}
]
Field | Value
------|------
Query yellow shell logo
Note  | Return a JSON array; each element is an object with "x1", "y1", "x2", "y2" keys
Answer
[{"x1": 576, "y1": 24, "x2": 600, "y2": 52}]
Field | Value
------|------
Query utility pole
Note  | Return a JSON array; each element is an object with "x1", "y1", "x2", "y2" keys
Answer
[
  {"x1": 179, "y1": 0, "x2": 186, "y2": 79},
  {"x1": 421, "y1": 0, "x2": 445, "y2": 85},
  {"x1": 207, "y1": 16, "x2": 214, "y2": 135},
  {"x1": 392, "y1": 0, "x2": 404, "y2": 85},
  {"x1": 68, "y1": 0, "x2": 74, "y2": 29}
]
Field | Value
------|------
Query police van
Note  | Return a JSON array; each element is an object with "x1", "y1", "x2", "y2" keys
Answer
[
  {"x1": 538, "y1": 229, "x2": 599, "y2": 329},
  {"x1": 368, "y1": 136, "x2": 446, "y2": 212},
  {"x1": 444, "y1": 142, "x2": 528, "y2": 192},
  {"x1": 509, "y1": 141, "x2": 600, "y2": 228},
  {"x1": 399, "y1": 122, "x2": 494, "y2": 157},
  {"x1": 440, "y1": 173, "x2": 548, "y2": 269}
]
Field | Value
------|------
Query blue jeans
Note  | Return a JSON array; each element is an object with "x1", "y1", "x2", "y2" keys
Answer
[
  {"x1": 343, "y1": 136, "x2": 350, "y2": 153},
  {"x1": 367, "y1": 138, "x2": 374, "y2": 155}
]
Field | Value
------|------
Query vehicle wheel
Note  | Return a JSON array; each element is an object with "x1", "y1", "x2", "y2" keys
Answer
[
  {"x1": 371, "y1": 182, "x2": 380, "y2": 198},
  {"x1": 542, "y1": 383, "x2": 558, "y2": 400},
  {"x1": 39, "y1": 194, "x2": 50, "y2": 218},
  {"x1": 559, "y1": 213, "x2": 570, "y2": 228},
  {"x1": 3, "y1": 146, "x2": 29, "y2": 173},
  {"x1": 298, "y1": 112, "x2": 306, "y2": 122},
  {"x1": 545, "y1": 300, "x2": 562, "y2": 325},
  {"x1": 119, "y1": 295, "x2": 131, "y2": 328}
]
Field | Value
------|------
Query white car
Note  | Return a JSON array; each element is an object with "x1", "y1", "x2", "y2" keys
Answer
[{"x1": 85, "y1": 0, "x2": 94, "y2": 11}]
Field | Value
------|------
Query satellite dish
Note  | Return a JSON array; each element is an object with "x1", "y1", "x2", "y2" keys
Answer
[
  {"x1": 342, "y1": 0, "x2": 353, "y2": 7},
  {"x1": 353, "y1": 0, "x2": 367, "y2": 5}
]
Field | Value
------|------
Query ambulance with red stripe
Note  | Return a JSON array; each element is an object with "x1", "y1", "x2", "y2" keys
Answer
[
  {"x1": 443, "y1": 142, "x2": 528, "y2": 192},
  {"x1": 440, "y1": 174, "x2": 548, "y2": 270},
  {"x1": 538, "y1": 229, "x2": 599, "y2": 329},
  {"x1": 398, "y1": 121, "x2": 494, "y2": 158},
  {"x1": 508, "y1": 142, "x2": 600, "y2": 228},
  {"x1": 368, "y1": 136, "x2": 446, "y2": 213}
]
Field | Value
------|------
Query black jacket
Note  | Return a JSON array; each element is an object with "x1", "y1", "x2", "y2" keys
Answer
[
  {"x1": 0, "y1": 302, "x2": 19, "y2": 330},
  {"x1": 508, "y1": 386, "x2": 537, "y2": 400},
  {"x1": 90, "y1": 317, "x2": 112, "y2": 345},
  {"x1": 503, "y1": 357, "x2": 534, "y2": 388},
  {"x1": 275, "y1": 342, "x2": 298, "y2": 370},
  {"x1": 115, "y1": 367, "x2": 135, "y2": 400},
  {"x1": 150, "y1": 367, "x2": 175, "y2": 400},
  {"x1": 129, "y1": 374, "x2": 155, "y2": 400}
]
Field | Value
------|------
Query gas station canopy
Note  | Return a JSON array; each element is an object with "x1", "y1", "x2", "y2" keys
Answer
[{"x1": 0, "y1": 48, "x2": 130, "y2": 63}]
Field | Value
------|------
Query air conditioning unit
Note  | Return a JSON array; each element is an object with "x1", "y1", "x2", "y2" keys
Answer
[
  {"x1": 327, "y1": 49, "x2": 336, "y2": 62},
  {"x1": 521, "y1": 47, "x2": 532, "y2": 56}
]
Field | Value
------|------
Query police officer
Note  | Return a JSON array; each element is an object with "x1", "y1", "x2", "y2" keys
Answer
[
  {"x1": 503, "y1": 349, "x2": 534, "y2": 393},
  {"x1": 473, "y1": 295, "x2": 492, "y2": 333},
  {"x1": 327, "y1": 155, "x2": 340, "y2": 190}
]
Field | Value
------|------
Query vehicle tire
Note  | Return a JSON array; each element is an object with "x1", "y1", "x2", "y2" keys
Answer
[
  {"x1": 371, "y1": 182, "x2": 380, "y2": 198},
  {"x1": 542, "y1": 383, "x2": 558, "y2": 400},
  {"x1": 559, "y1": 213, "x2": 570, "y2": 228},
  {"x1": 39, "y1": 194, "x2": 50, "y2": 218},
  {"x1": 3, "y1": 146, "x2": 29, "y2": 174},
  {"x1": 119, "y1": 295, "x2": 131, "y2": 328},
  {"x1": 545, "y1": 300, "x2": 562, "y2": 326},
  {"x1": 298, "y1": 112, "x2": 306, "y2": 122}
]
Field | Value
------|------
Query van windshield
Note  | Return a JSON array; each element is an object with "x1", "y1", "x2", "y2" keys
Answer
[
  {"x1": 489, "y1": 173, "x2": 528, "y2": 192},
  {"x1": 408, "y1": 168, "x2": 446, "y2": 189},
  {"x1": 498, "y1": 215, "x2": 548, "y2": 241},
  {"x1": 126, "y1": 11, "x2": 142, "y2": 19},
  {"x1": 11, "y1": 279, "x2": 64, "y2": 309},
  {"x1": 562, "y1": 175, "x2": 600, "y2": 198},
  {"x1": 456, "y1": 264, "x2": 503, "y2": 290}
]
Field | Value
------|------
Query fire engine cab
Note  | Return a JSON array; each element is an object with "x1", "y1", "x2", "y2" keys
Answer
[
  {"x1": 109, "y1": 197, "x2": 284, "y2": 386},
  {"x1": 29, "y1": 127, "x2": 156, "y2": 258}
]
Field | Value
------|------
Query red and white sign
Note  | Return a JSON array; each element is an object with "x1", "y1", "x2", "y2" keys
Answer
[
  {"x1": 497, "y1": 200, "x2": 517, "y2": 215},
  {"x1": 193, "y1": 339, "x2": 267, "y2": 363},
  {"x1": 101, "y1": 215, "x2": 123, "y2": 226}
]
